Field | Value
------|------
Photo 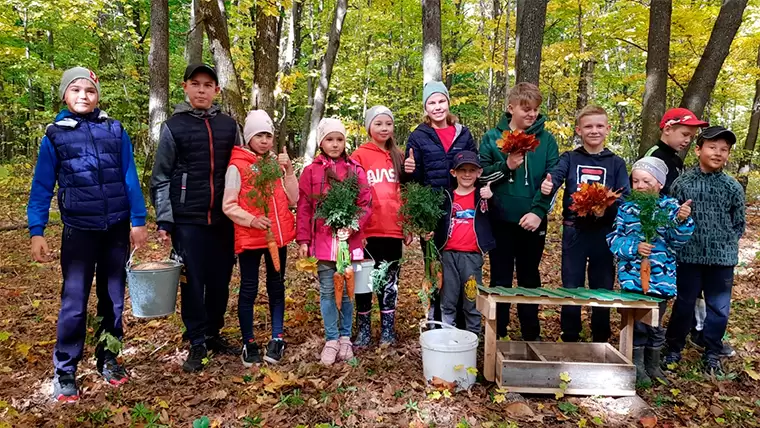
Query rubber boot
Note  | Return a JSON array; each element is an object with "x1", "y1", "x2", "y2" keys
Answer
[
  {"x1": 645, "y1": 347, "x2": 668, "y2": 384},
  {"x1": 380, "y1": 310, "x2": 397, "y2": 344},
  {"x1": 633, "y1": 347, "x2": 651, "y2": 386},
  {"x1": 353, "y1": 311, "x2": 371, "y2": 347}
]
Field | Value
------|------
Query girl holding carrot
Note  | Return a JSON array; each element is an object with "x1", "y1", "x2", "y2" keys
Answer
[
  {"x1": 606, "y1": 157, "x2": 694, "y2": 385},
  {"x1": 223, "y1": 110, "x2": 297, "y2": 366},
  {"x1": 350, "y1": 106, "x2": 408, "y2": 346},
  {"x1": 297, "y1": 118, "x2": 372, "y2": 365}
]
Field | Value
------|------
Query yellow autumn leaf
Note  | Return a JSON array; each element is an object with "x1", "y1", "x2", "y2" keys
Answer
[
  {"x1": 670, "y1": 388, "x2": 680, "y2": 397},
  {"x1": 453, "y1": 364, "x2": 464, "y2": 371},
  {"x1": 428, "y1": 390, "x2": 442, "y2": 400},
  {"x1": 493, "y1": 394, "x2": 505, "y2": 404},
  {"x1": 578, "y1": 418, "x2": 587, "y2": 428},
  {"x1": 559, "y1": 372, "x2": 571, "y2": 383},
  {"x1": 31, "y1": 300, "x2": 40, "y2": 308},
  {"x1": 442, "y1": 389, "x2": 452, "y2": 398},
  {"x1": 745, "y1": 368, "x2": 760, "y2": 381},
  {"x1": 555, "y1": 391, "x2": 564, "y2": 399},
  {"x1": 296, "y1": 257, "x2": 318, "y2": 275},
  {"x1": 466, "y1": 367, "x2": 478, "y2": 376},
  {"x1": 15, "y1": 343, "x2": 31, "y2": 358}
]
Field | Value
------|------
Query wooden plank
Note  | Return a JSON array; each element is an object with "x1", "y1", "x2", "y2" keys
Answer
[
  {"x1": 496, "y1": 351, "x2": 504, "y2": 385},
  {"x1": 618, "y1": 309, "x2": 635, "y2": 361},
  {"x1": 528, "y1": 342, "x2": 621, "y2": 364},
  {"x1": 499, "y1": 385, "x2": 636, "y2": 397},
  {"x1": 606, "y1": 342, "x2": 633, "y2": 365},
  {"x1": 634, "y1": 308, "x2": 658, "y2": 327},
  {"x1": 498, "y1": 359, "x2": 635, "y2": 396},
  {"x1": 479, "y1": 295, "x2": 659, "y2": 309},
  {"x1": 484, "y1": 317, "x2": 497, "y2": 382},
  {"x1": 527, "y1": 343, "x2": 548, "y2": 362}
]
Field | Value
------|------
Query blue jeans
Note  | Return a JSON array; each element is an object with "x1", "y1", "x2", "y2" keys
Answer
[
  {"x1": 666, "y1": 263, "x2": 734, "y2": 357},
  {"x1": 238, "y1": 246, "x2": 287, "y2": 343},
  {"x1": 318, "y1": 261, "x2": 354, "y2": 341}
]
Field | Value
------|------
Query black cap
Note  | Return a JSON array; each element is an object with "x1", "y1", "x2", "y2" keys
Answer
[
  {"x1": 183, "y1": 63, "x2": 218, "y2": 84},
  {"x1": 698, "y1": 125, "x2": 736, "y2": 146},
  {"x1": 452, "y1": 150, "x2": 481, "y2": 169}
]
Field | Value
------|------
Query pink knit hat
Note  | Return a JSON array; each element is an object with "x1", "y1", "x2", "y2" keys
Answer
[
  {"x1": 243, "y1": 110, "x2": 274, "y2": 144},
  {"x1": 317, "y1": 118, "x2": 347, "y2": 146}
]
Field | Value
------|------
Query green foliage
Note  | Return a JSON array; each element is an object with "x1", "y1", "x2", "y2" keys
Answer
[
  {"x1": 246, "y1": 154, "x2": 283, "y2": 216},
  {"x1": 626, "y1": 190, "x2": 673, "y2": 243},
  {"x1": 369, "y1": 260, "x2": 394, "y2": 294},
  {"x1": 315, "y1": 174, "x2": 362, "y2": 231},
  {"x1": 398, "y1": 182, "x2": 445, "y2": 237},
  {"x1": 99, "y1": 332, "x2": 123, "y2": 355},
  {"x1": 557, "y1": 401, "x2": 579, "y2": 415},
  {"x1": 192, "y1": 416, "x2": 210, "y2": 428}
]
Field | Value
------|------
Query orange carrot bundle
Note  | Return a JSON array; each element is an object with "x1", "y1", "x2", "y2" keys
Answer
[
  {"x1": 569, "y1": 182, "x2": 622, "y2": 217},
  {"x1": 495, "y1": 130, "x2": 540, "y2": 155},
  {"x1": 345, "y1": 266, "x2": 355, "y2": 301},
  {"x1": 641, "y1": 257, "x2": 651, "y2": 294},
  {"x1": 334, "y1": 271, "x2": 344, "y2": 310},
  {"x1": 435, "y1": 262, "x2": 443, "y2": 290},
  {"x1": 266, "y1": 229, "x2": 280, "y2": 272}
]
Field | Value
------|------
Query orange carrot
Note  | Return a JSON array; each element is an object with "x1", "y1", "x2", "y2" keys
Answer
[
  {"x1": 266, "y1": 229, "x2": 280, "y2": 272},
  {"x1": 345, "y1": 266, "x2": 355, "y2": 301},
  {"x1": 641, "y1": 257, "x2": 651, "y2": 294},
  {"x1": 334, "y1": 271, "x2": 344, "y2": 310},
  {"x1": 435, "y1": 262, "x2": 443, "y2": 290}
]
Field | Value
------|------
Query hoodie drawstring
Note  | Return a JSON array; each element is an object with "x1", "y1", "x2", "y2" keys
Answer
[{"x1": 524, "y1": 155, "x2": 529, "y2": 186}]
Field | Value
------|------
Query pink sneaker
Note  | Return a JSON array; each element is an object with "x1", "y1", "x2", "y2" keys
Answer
[
  {"x1": 338, "y1": 336, "x2": 354, "y2": 361},
  {"x1": 320, "y1": 340, "x2": 340, "y2": 365}
]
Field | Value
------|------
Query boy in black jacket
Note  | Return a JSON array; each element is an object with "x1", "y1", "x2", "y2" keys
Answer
[
  {"x1": 150, "y1": 64, "x2": 241, "y2": 372},
  {"x1": 431, "y1": 151, "x2": 496, "y2": 334},
  {"x1": 541, "y1": 106, "x2": 630, "y2": 343}
]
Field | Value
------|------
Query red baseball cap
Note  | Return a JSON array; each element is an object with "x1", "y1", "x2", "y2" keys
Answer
[{"x1": 659, "y1": 108, "x2": 709, "y2": 129}]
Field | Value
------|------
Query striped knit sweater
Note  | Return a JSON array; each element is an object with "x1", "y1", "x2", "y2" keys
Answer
[{"x1": 670, "y1": 167, "x2": 746, "y2": 266}]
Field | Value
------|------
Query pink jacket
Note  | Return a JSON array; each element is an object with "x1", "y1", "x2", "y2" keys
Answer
[{"x1": 296, "y1": 154, "x2": 372, "y2": 261}]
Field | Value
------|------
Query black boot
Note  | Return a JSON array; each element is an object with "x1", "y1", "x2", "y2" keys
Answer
[
  {"x1": 645, "y1": 347, "x2": 668, "y2": 384},
  {"x1": 380, "y1": 311, "x2": 397, "y2": 345},
  {"x1": 633, "y1": 347, "x2": 651, "y2": 387},
  {"x1": 354, "y1": 311, "x2": 371, "y2": 347}
]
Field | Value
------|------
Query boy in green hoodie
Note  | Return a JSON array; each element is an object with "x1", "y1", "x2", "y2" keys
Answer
[{"x1": 480, "y1": 82, "x2": 559, "y2": 340}]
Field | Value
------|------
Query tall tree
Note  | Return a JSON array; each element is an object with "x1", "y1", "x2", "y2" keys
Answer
[
  {"x1": 422, "y1": 0, "x2": 442, "y2": 84},
  {"x1": 738, "y1": 43, "x2": 760, "y2": 190},
  {"x1": 638, "y1": 0, "x2": 671, "y2": 158},
  {"x1": 502, "y1": 0, "x2": 512, "y2": 111},
  {"x1": 514, "y1": 0, "x2": 547, "y2": 85},
  {"x1": 574, "y1": 0, "x2": 595, "y2": 112},
  {"x1": 202, "y1": 0, "x2": 246, "y2": 124},
  {"x1": 148, "y1": 0, "x2": 169, "y2": 157},
  {"x1": 678, "y1": 0, "x2": 748, "y2": 157},
  {"x1": 252, "y1": 1, "x2": 280, "y2": 116},
  {"x1": 186, "y1": 0, "x2": 204, "y2": 65},
  {"x1": 303, "y1": 0, "x2": 348, "y2": 164}
]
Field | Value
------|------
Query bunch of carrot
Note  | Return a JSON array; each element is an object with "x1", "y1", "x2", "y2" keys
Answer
[
  {"x1": 246, "y1": 154, "x2": 284, "y2": 272},
  {"x1": 626, "y1": 190, "x2": 673, "y2": 294}
]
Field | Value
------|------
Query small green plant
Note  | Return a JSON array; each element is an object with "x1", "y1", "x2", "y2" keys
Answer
[
  {"x1": 455, "y1": 418, "x2": 471, "y2": 428},
  {"x1": 99, "y1": 332, "x2": 123, "y2": 355},
  {"x1": 347, "y1": 356, "x2": 360, "y2": 367},
  {"x1": 404, "y1": 398, "x2": 420, "y2": 415},
  {"x1": 81, "y1": 407, "x2": 111, "y2": 424},
  {"x1": 274, "y1": 389, "x2": 305, "y2": 409},
  {"x1": 393, "y1": 389, "x2": 405, "y2": 398},
  {"x1": 557, "y1": 401, "x2": 579, "y2": 415},
  {"x1": 192, "y1": 416, "x2": 210, "y2": 428},
  {"x1": 242, "y1": 414, "x2": 263, "y2": 427},
  {"x1": 130, "y1": 402, "x2": 165, "y2": 427}
]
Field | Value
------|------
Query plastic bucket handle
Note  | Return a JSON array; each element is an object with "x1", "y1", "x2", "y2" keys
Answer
[{"x1": 419, "y1": 320, "x2": 457, "y2": 334}]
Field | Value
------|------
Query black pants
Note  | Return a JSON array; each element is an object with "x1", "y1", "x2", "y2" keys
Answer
[
  {"x1": 238, "y1": 246, "x2": 287, "y2": 343},
  {"x1": 560, "y1": 225, "x2": 615, "y2": 343},
  {"x1": 356, "y1": 237, "x2": 402, "y2": 313},
  {"x1": 172, "y1": 221, "x2": 235, "y2": 345},
  {"x1": 491, "y1": 219, "x2": 547, "y2": 340}
]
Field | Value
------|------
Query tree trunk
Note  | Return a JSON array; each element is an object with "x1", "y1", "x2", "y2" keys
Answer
[
  {"x1": 252, "y1": 7, "x2": 279, "y2": 116},
  {"x1": 203, "y1": 0, "x2": 247, "y2": 124},
  {"x1": 422, "y1": 0, "x2": 442, "y2": 84},
  {"x1": 738, "y1": 44, "x2": 760, "y2": 190},
  {"x1": 300, "y1": 2, "x2": 317, "y2": 155},
  {"x1": 502, "y1": 0, "x2": 511, "y2": 111},
  {"x1": 148, "y1": 0, "x2": 169, "y2": 157},
  {"x1": 638, "y1": 0, "x2": 672, "y2": 158},
  {"x1": 678, "y1": 0, "x2": 748, "y2": 157},
  {"x1": 303, "y1": 0, "x2": 348, "y2": 164},
  {"x1": 186, "y1": 0, "x2": 204, "y2": 65},
  {"x1": 574, "y1": 0, "x2": 595, "y2": 112},
  {"x1": 514, "y1": 0, "x2": 547, "y2": 85}
]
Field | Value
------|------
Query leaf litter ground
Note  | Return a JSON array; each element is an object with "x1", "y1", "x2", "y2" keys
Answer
[{"x1": 1, "y1": 207, "x2": 759, "y2": 427}]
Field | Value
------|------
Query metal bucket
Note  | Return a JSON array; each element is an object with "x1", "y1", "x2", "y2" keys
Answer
[
  {"x1": 353, "y1": 259, "x2": 375, "y2": 294},
  {"x1": 125, "y1": 250, "x2": 182, "y2": 318}
]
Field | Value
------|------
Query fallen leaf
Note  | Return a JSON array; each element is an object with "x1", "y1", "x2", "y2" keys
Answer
[
  {"x1": 745, "y1": 368, "x2": 760, "y2": 381},
  {"x1": 710, "y1": 405, "x2": 724, "y2": 417},
  {"x1": 505, "y1": 401, "x2": 534, "y2": 419},
  {"x1": 210, "y1": 389, "x2": 228, "y2": 400},
  {"x1": 639, "y1": 415, "x2": 657, "y2": 428},
  {"x1": 430, "y1": 376, "x2": 456, "y2": 392}
]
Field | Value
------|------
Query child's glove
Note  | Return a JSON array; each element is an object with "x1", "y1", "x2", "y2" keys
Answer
[{"x1": 677, "y1": 199, "x2": 692, "y2": 221}]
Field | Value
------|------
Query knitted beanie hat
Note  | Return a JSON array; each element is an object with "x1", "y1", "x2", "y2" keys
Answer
[
  {"x1": 422, "y1": 81, "x2": 450, "y2": 107},
  {"x1": 243, "y1": 110, "x2": 274, "y2": 144},
  {"x1": 59, "y1": 67, "x2": 100, "y2": 100},
  {"x1": 317, "y1": 118, "x2": 347, "y2": 146},
  {"x1": 632, "y1": 156, "x2": 669, "y2": 186},
  {"x1": 364, "y1": 105, "x2": 394, "y2": 134}
]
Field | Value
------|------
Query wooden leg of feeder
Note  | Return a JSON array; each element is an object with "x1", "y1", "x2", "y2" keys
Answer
[
  {"x1": 484, "y1": 317, "x2": 497, "y2": 382},
  {"x1": 619, "y1": 308, "x2": 635, "y2": 362}
]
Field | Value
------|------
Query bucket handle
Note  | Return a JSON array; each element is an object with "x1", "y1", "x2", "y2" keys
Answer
[
  {"x1": 126, "y1": 247, "x2": 181, "y2": 269},
  {"x1": 419, "y1": 320, "x2": 458, "y2": 334}
]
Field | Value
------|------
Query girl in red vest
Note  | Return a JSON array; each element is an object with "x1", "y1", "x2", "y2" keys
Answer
[
  {"x1": 350, "y1": 106, "x2": 408, "y2": 347},
  {"x1": 297, "y1": 118, "x2": 372, "y2": 365},
  {"x1": 222, "y1": 110, "x2": 297, "y2": 366}
]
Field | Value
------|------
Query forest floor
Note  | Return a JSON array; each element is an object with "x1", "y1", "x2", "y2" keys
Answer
[{"x1": 1, "y1": 194, "x2": 759, "y2": 427}]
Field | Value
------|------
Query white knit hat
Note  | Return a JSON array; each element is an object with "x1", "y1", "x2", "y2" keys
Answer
[
  {"x1": 243, "y1": 110, "x2": 274, "y2": 144},
  {"x1": 632, "y1": 157, "x2": 669, "y2": 186}
]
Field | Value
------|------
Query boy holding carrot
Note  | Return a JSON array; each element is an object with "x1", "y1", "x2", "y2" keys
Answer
[
  {"x1": 222, "y1": 110, "x2": 297, "y2": 366},
  {"x1": 607, "y1": 157, "x2": 694, "y2": 385}
]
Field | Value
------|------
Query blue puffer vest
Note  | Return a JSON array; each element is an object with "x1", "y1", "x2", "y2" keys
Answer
[{"x1": 46, "y1": 110, "x2": 130, "y2": 230}]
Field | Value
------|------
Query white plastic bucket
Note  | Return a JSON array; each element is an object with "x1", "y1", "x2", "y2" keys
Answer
[
  {"x1": 419, "y1": 321, "x2": 479, "y2": 389},
  {"x1": 352, "y1": 259, "x2": 375, "y2": 294}
]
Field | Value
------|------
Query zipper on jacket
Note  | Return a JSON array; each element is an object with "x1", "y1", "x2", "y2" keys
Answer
[
  {"x1": 86, "y1": 121, "x2": 109, "y2": 230},
  {"x1": 205, "y1": 119, "x2": 215, "y2": 225}
]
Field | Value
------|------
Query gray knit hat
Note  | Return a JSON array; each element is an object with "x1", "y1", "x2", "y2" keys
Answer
[
  {"x1": 632, "y1": 156, "x2": 668, "y2": 186},
  {"x1": 422, "y1": 81, "x2": 450, "y2": 107},
  {"x1": 364, "y1": 105, "x2": 394, "y2": 134},
  {"x1": 59, "y1": 67, "x2": 101, "y2": 100}
]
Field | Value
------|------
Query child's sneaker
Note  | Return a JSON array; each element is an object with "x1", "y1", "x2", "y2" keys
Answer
[
  {"x1": 53, "y1": 373, "x2": 79, "y2": 402},
  {"x1": 337, "y1": 336, "x2": 354, "y2": 361},
  {"x1": 206, "y1": 334, "x2": 238, "y2": 355},
  {"x1": 662, "y1": 350, "x2": 681, "y2": 369},
  {"x1": 183, "y1": 343, "x2": 208, "y2": 373},
  {"x1": 320, "y1": 340, "x2": 340, "y2": 365},
  {"x1": 264, "y1": 339, "x2": 286, "y2": 364},
  {"x1": 241, "y1": 342, "x2": 262, "y2": 367},
  {"x1": 719, "y1": 342, "x2": 736, "y2": 358},
  {"x1": 703, "y1": 354, "x2": 723, "y2": 376},
  {"x1": 96, "y1": 346, "x2": 128, "y2": 386}
]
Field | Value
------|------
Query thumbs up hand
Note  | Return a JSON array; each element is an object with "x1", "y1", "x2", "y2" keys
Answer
[
  {"x1": 480, "y1": 181, "x2": 493, "y2": 199},
  {"x1": 277, "y1": 146, "x2": 293, "y2": 175},
  {"x1": 404, "y1": 148, "x2": 416, "y2": 174},
  {"x1": 541, "y1": 173, "x2": 554, "y2": 196},
  {"x1": 677, "y1": 199, "x2": 692, "y2": 221}
]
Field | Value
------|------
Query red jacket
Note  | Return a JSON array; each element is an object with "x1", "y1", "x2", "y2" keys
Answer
[
  {"x1": 351, "y1": 143, "x2": 403, "y2": 239},
  {"x1": 228, "y1": 146, "x2": 296, "y2": 254},
  {"x1": 296, "y1": 154, "x2": 371, "y2": 261}
]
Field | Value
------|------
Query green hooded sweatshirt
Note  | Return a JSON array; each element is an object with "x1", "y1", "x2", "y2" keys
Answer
[{"x1": 480, "y1": 112, "x2": 559, "y2": 223}]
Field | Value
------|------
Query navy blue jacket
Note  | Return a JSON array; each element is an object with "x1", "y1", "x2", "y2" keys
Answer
[
  {"x1": 27, "y1": 109, "x2": 146, "y2": 236},
  {"x1": 404, "y1": 123, "x2": 477, "y2": 190},
  {"x1": 548, "y1": 146, "x2": 630, "y2": 229},
  {"x1": 434, "y1": 188, "x2": 496, "y2": 254}
]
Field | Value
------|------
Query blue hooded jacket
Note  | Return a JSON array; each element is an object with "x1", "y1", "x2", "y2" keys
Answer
[{"x1": 27, "y1": 109, "x2": 146, "y2": 236}]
